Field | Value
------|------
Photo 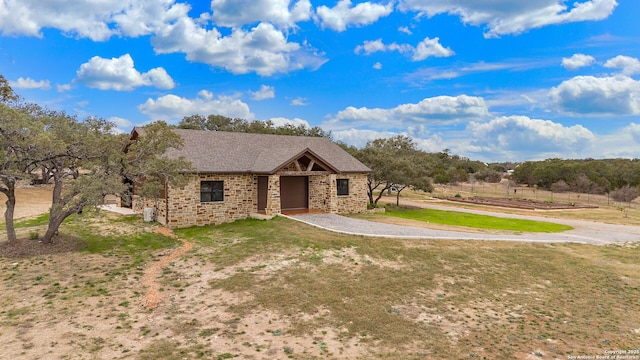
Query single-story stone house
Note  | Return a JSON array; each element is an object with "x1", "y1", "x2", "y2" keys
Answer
[{"x1": 128, "y1": 127, "x2": 370, "y2": 228}]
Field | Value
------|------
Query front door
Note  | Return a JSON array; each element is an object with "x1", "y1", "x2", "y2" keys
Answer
[{"x1": 257, "y1": 176, "x2": 268, "y2": 211}]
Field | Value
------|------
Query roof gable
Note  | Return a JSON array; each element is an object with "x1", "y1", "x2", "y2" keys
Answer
[{"x1": 139, "y1": 129, "x2": 370, "y2": 174}]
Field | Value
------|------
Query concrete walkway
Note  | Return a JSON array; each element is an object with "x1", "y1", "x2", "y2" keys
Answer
[
  {"x1": 98, "y1": 204, "x2": 136, "y2": 215},
  {"x1": 285, "y1": 200, "x2": 640, "y2": 245}
]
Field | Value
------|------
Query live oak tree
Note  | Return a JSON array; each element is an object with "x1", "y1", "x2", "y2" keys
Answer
[
  {"x1": 177, "y1": 114, "x2": 331, "y2": 138},
  {"x1": 0, "y1": 103, "x2": 42, "y2": 242},
  {"x1": 353, "y1": 136, "x2": 433, "y2": 206},
  {"x1": 35, "y1": 113, "x2": 127, "y2": 243},
  {"x1": 122, "y1": 121, "x2": 193, "y2": 206}
]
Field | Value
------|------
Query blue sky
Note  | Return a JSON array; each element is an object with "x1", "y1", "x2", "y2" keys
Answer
[{"x1": 1, "y1": 0, "x2": 639, "y2": 162}]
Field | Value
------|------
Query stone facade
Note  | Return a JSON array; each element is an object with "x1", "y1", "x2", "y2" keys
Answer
[
  {"x1": 335, "y1": 173, "x2": 369, "y2": 214},
  {"x1": 135, "y1": 171, "x2": 368, "y2": 229},
  {"x1": 164, "y1": 174, "x2": 257, "y2": 228}
]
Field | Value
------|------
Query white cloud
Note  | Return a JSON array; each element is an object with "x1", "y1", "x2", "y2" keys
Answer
[
  {"x1": 468, "y1": 115, "x2": 596, "y2": 159},
  {"x1": 57, "y1": 83, "x2": 72, "y2": 92},
  {"x1": 398, "y1": 26, "x2": 412, "y2": 35},
  {"x1": 249, "y1": 85, "x2": 276, "y2": 100},
  {"x1": 76, "y1": 54, "x2": 175, "y2": 91},
  {"x1": 550, "y1": 75, "x2": 640, "y2": 115},
  {"x1": 151, "y1": 19, "x2": 326, "y2": 76},
  {"x1": 138, "y1": 90, "x2": 255, "y2": 122},
  {"x1": 331, "y1": 128, "x2": 446, "y2": 152},
  {"x1": 373, "y1": 62, "x2": 383, "y2": 70},
  {"x1": 290, "y1": 97, "x2": 309, "y2": 106},
  {"x1": 210, "y1": 0, "x2": 312, "y2": 28},
  {"x1": 9, "y1": 77, "x2": 51, "y2": 90},
  {"x1": 355, "y1": 37, "x2": 454, "y2": 61},
  {"x1": 0, "y1": 0, "x2": 190, "y2": 41},
  {"x1": 317, "y1": 0, "x2": 393, "y2": 32},
  {"x1": 267, "y1": 117, "x2": 311, "y2": 128},
  {"x1": 604, "y1": 55, "x2": 640, "y2": 75},
  {"x1": 327, "y1": 95, "x2": 488, "y2": 130},
  {"x1": 108, "y1": 116, "x2": 134, "y2": 133},
  {"x1": 595, "y1": 123, "x2": 640, "y2": 158},
  {"x1": 562, "y1": 53, "x2": 596, "y2": 70},
  {"x1": 398, "y1": 0, "x2": 618, "y2": 38}
]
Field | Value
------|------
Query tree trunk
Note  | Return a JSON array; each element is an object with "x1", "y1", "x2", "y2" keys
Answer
[
  {"x1": 2, "y1": 181, "x2": 17, "y2": 243},
  {"x1": 42, "y1": 173, "x2": 66, "y2": 244},
  {"x1": 42, "y1": 212, "x2": 67, "y2": 243}
]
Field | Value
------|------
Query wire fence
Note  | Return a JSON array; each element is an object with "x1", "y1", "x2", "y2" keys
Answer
[{"x1": 432, "y1": 181, "x2": 640, "y2": 211}]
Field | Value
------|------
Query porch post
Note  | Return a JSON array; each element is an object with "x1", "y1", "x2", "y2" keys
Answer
[
  {"x1": 265, "y1": 175, "x2": 281, "y2": 216},
  {"x1": 327, "y1": 174, "x2": 338, "y2": 213}
]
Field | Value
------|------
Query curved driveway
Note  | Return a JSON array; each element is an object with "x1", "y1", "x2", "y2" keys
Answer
[{"x1": 285, "y1": 200, "x2": 640, "y2": 245}]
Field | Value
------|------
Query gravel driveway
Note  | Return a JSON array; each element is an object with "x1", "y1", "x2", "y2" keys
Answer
[{"x1": 286, "y1": 201, "x2": 640, "y2": 245}]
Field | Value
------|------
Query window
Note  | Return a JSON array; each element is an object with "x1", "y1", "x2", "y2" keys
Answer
[
  {"x1": 337, "y1": 179, "x2": 349, "y2": 196},
  {"x1": 201, "y1": 181, "x2": 224, "y2": 202}
]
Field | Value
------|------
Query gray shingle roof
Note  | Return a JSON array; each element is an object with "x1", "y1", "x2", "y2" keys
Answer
[{"x1": 134, "y1": 128, "x2": 370, "y2": 174}]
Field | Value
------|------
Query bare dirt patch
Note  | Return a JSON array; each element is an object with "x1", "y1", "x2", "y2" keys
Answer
[{"x1": 0, "y1": 185, "x2": 53, "y2": 219}]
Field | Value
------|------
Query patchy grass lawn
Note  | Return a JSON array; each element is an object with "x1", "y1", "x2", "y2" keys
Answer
[
  {"x1": 2, "y1": 211, "x2": 638, "y2": 359},
  {"x1": 378, "y1": 206, "x2": 573, "y2": 233}
]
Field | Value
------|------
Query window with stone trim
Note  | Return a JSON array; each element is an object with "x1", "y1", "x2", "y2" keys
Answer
[
  {"x1": 201, "y1": 181, "x2": 224, "y2": 202},
  {"x1": 337, "y1": 178, "x2": 349, "y2": 196}
]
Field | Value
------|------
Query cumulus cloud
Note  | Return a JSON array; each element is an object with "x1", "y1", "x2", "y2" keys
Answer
[
  {"x1": 267, "y1": 116, "x2": 311, "y2": 128},
  {"x1": 373, "y1": 62, "x2": 383, "y2": 70},
  {"x1": 151, "y1": 19, "x2": 326, "y2": 76},
  {"x1": 595, "y1": 123, "x2": 640, "y2": 158},
  {"x1": 327, "y1": 95, "x2": 488, "y2": 130},
  {"x1": 290, "y1": 97, "x2": 309, "y2": 106},
  {"x1": 76, "y1": 54, "x2": 174, "y2": 91},
  {"x1": 355, "y1": 37, "x2": 454, "y2": 61},
  {"x1": 317, "y1": 0, "x2": 393, "y2": 32},
  {"x1": 210, "y1": 0, "x2": 312, "y2": 28},
  {"x1": 249, "y1": 85, "x2": 276, "y2": 100},
  {"x1": 562, "y1": 53, "x2": 596, "y2": 70},
  {"x1": 468, "y1": 116, "x2": 596, "y2": 159},
  {"x1": 604, "y1": 55, "x2": 640, "y2": 75},
  {"x1": 398, "y1": 0, "x2": 618, "y2": 38},
  {"x1": 550, "y1": 75, "x2": 640, "y2": 115},
  {"x1": 331, "y1": 128, "x2": 446, "y2": 152},
  {"x1": 138, "y1": 90, "x2": 255, "y2": 122},
  {"x1": 0, "y1": 0, "x2": 190, "y2": 41},
  {"x1": 57, "y1": 83, "x2": 72, "y2": 92},
  {"x1": 9, "y1": 77, "x2": 51, "y2": 90},
  {"x1": 108, "y1": 116, "x2": 134, "y2": 133}
]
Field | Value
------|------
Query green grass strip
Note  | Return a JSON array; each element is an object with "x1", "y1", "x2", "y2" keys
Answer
[{"x1": 384, "y1": 207, "x2": 573, "y2": 233}]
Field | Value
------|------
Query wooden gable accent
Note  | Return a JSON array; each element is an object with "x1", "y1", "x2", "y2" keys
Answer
[{"x1": 275, "y1": 151, "x2": 336, "y2": 176}]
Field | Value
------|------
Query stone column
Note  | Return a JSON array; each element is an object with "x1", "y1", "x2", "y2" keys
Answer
[
  {"x1": 327, "y1": 174, "x2": 338, "y2": 213},
  {"x1": 265, "y1": 175, "x2": 281, "y2": 216}
]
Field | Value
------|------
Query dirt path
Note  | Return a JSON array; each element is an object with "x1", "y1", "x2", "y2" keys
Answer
[{"x1": 142, "y1": 227, "x2": 194, "y2": 308}]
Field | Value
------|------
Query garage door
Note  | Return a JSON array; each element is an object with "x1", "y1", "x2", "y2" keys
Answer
[{"x1": 280, "y1": 176, "x2": 308, "y2": 210}]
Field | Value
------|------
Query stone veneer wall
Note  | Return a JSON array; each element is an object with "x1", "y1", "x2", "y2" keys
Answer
[
  {"x1": 265, "y1": 175, "x2": 281, "y2": 217},
  {"x1": 131, "y1": 195, "x2": 168, "y2": 225},
  {"x1": 308, "y1": 174, "x2": 335, "y2": 212},
  {"x1": 334, "y1": 173, "x2": 368, "y2": 214},
  {"x1": 165, "y1": 174, "x2": 257, "y2": 228},
  {"x1": 308, "y1": 173, "x2": 368, "y2": 214}
]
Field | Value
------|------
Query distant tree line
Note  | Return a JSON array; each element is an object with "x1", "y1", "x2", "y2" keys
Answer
[
  {"x1": 511, "y1": 158, "x2": 640, "y2": 193},
  {"x1": 511, "y1": 158, "x2": 640, "y2": 204},
  {"x1": 177, "y1": 114, "x2": 330, "y2": 138}
]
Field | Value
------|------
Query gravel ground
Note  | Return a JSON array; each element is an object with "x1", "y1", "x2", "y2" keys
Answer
[{"x1": 287, "y1": 201, "x2": 640, "y2": 245}]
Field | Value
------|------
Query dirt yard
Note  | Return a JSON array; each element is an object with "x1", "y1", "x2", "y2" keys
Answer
[
  {"x1": 1, "y1": 186, "x2": 639, "y2": 359},
  {"x1": 0, "y1": 185, "x2": 53, "y2": 220}
]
